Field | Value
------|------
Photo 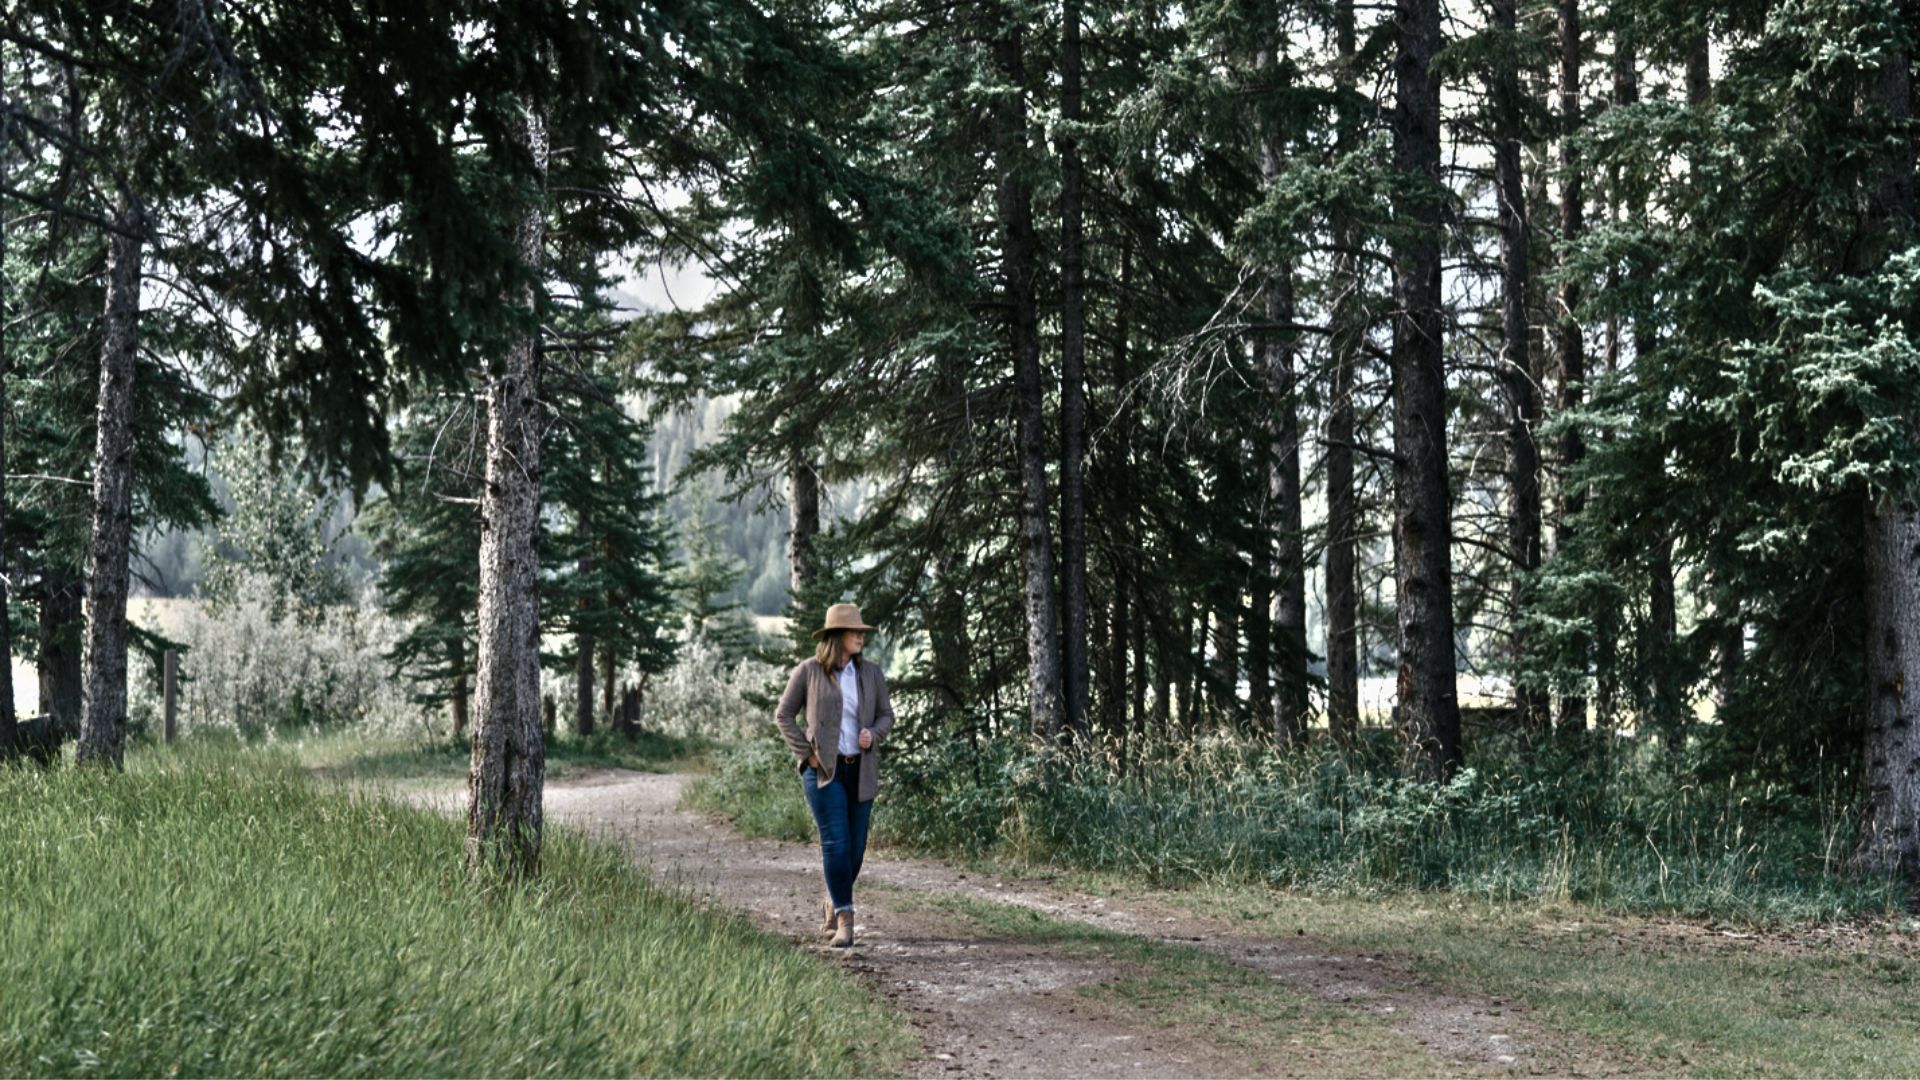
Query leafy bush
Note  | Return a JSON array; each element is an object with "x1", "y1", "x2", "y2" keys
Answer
[
  {"x1": 641, "y1": 635, "x2": 782, "y2": 741},
  {"x1": 164, "y1": 574, "x2": 414, "y2": 738}
]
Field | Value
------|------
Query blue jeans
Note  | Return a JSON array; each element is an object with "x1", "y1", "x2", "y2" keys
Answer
[{"x1": 800, "y1": 764, "x2": 872, "y2": 911}]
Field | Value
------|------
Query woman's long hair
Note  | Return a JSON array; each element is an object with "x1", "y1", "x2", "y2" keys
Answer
[{"x1": 815, "y1": 629, "x2": 855, "y2": 672}]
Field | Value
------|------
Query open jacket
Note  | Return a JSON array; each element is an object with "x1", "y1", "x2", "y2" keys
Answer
[{"x1": 773, "y1": 654, "x2": 893, "y2": 802}]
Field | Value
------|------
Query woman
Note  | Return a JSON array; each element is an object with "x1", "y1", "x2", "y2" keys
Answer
[{"x1": 773, "y1": 602, "x2": 894, "y2": 948}]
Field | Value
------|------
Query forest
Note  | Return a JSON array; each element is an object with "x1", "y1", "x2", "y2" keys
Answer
[{"x1": 3, "y1": 0, "x2": 1919, "y2": 1074}]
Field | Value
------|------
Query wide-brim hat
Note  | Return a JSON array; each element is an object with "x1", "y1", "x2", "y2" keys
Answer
[{"x1": 811, "y1": 602, "x2": 876, "y2": 640}]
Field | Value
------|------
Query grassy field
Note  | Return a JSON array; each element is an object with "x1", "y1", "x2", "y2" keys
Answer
[{"x1": 0, "y1": 738, "x2": 911, "y2": 1077}]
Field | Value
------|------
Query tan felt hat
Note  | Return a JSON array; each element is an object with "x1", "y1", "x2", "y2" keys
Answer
[{"x1": 811, "y1": 602, "x2": 876, "y2": 640}]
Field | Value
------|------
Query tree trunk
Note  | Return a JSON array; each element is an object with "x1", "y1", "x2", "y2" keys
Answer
[
  {"x1": 1490, "y1": 0, "x2": 1548, "y2": 737},
  {"x1": 1151, "y1": 593, "x2": 1172, "y2": 739},
  {"x1": 1855, "y1": 0, "x2": 1918, "y2": 881},
  {"x1": 1117, "y1": 240, "x2": 1149, "y2": 739},
  {"x1": 76, "y1": 199, "x2": 143, "y2": 769},
  {"x1": 0, "y1": 134, "x2": 12, "y2": 755},
  {"x1": 1686, "y1": 32, "x2": 1710, "y2": 107},
  {"x1": 1554, "y1": 0, "x2": 1589, "y2": 735},
  {"x1": 601, "y1": 641, "x2": 616, "y2": 721},
  {"x1": 575, "y1": 550, "x2": 594, "y2": 736},
  {"x1": 1058, "y1": 0, "x2": 1091, "y2": 745},
  {"x1": 1648, "y1": 534, "x2": 1681, "y2": 748},
  {"x1": 1182, "y1": 606, "x2": 1204, "y2": 734},
  {"x1": 1211, "y1": 595, "x2": 1239, "y2": 728},
  {"x1": 928, "y1": 547, "x2": 971, "y2": 716},
  {"x1": 786, "y1": 447, "x2": 819, "y2": 593},
  {"x1": 38, "y1": 573, "x2": 85, "y2": 737},
  {"x1": 1107, "y1": 581, "x2": 1128, "y2": 745},
  {"x1": 1324, "y1": 0, "x2": 1362, "y2": 747},
  {"x1": 994, "y1": 6, "x2": 1064, "y2": 742},
  {"x1": 1255, "y1": 40, "x2": 1309, "y2": 745},
  {"x1": 466, "y1": 100, "x2": 549, "y2": 879},
  {"x1": 1391, "y1": 0, "x2": 1463, "y2": 781},
  {"x1": 450, "y1": 636, "x2": 470, "y2": 740}
]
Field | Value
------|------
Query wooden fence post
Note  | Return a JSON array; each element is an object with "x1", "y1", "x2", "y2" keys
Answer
[{"x1": 163, "y1": 649, "x2": 179, "y2": 744}]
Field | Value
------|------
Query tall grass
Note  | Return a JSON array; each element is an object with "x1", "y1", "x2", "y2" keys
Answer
[
  {"x1": 691, "y1": 730, "x2": 1907, "y2": 923},
  {"x1": 0, "y1": 740, "x2": 909, "y2": 1077}
]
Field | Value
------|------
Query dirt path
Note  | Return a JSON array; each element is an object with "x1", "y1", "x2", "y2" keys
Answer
[{"x1": 393, "y1": 768, "x2": 1634, "y2": 1078}]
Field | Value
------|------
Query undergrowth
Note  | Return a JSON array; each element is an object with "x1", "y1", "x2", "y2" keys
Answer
[{"x1": 689, "y1": 727, "x2": 1907, "y2": 924}]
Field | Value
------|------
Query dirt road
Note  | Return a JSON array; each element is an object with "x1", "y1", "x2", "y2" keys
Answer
[{"x1": 398, "y1": 768, "x2": 1632, "y2": 1078}]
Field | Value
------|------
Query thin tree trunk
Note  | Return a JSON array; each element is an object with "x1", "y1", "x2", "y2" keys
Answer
[
  {"x1": 1554, "y1": 0, "x2": 1589, "y2": 735},
  {"x1": 1490, "y1": 0, "x2": 1548, "y2": 737},
  {"x1": 1118, "y1": 241, "x2": 1149, "y2": 739},
  {"x1": 1686, "y1": 33, "x2": 1710, "y2": 107},
  {"x1": 450, "y1": 636, "x2": 470, "y2": 740},
  {"x1": 76, "y1": 199, "x2": 143, "y2": 769},
  {"x1": 1107, "y1": 581, "x2": 1128, "y2": 743},
  {"x1": 1855, "y1": 0, "x2": 1918, "y2": 881},
  {"x1": 1255, "y1": 38, "x2": 1309, "y2": 745},
  {"x1": 1212, "y1": 591, "x2": 1240, "y2": 729},
  {"x1": 39, "y1": 573, "x2": 84, "y2": 736},
  {"x1": 786, "y1": 447, "x2": 819, "y2": 594},
  {"x1": 466, "y1": 100, "x2": 548, "y2": 879},
  {"x1": 1150, "y1": 604, "x2": 1171, "y2": 740},
  {"x1": 601, "y1": 642, "x2": 616, "y2": 721},
  {"x1": 1324, "y1": 0, "x2": 1362, "y2": 747},
  {"x1": 928, "y1": 547, "x2": 971, "y2": 716},
  {"x1": 0, "y1": 122, "x2": 13, "y2": 754},
  {"x1": 994, "y1": 6, "x2": 1063, "y2": 742},
  {"x1": 1058, "y1": 0, "x2": 1091, "y2": 744},
  {"x1": 1391, "y1": 0, "x2": 1463, "y2": 781},
  {"x1": 1182, "y1": 606, "x2": 1204, "y2": 734}
]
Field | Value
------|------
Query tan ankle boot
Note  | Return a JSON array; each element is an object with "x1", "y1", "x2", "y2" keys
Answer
[
  {"x1": 831, "y1": 908, "x2": 854, "y2": 948},
  {"x1": 823, "y1": 894, "x2": 836, "y2": 934}
]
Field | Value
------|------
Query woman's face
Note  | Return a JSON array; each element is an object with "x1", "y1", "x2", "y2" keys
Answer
[{"x1": 844, "y1": 630, "x2": 866, "y2": 656}]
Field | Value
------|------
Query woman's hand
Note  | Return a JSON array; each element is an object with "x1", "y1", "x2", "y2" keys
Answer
[{"x1": 858, "y1": 729, "x2": 873, "y2": 750}]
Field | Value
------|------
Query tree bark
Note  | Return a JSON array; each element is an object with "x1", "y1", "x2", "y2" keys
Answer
[
  {"x1": 76, "y1": 197, "x2": 143, "y2": 769},
  {"x1": 1058, "y1": 0, "x2": 1091, "y2": 745},
  {"x1": 1554, "y1": 0, "x2": 1589, "y2": 734},
  {"x1": 38, "y1": 573, "x2": 84, "y2": 737},
  {"x1": 1324, "y1": 0, "x2": 1363, "y2": 747},
  {"x1": 1855, "y1": 0, "x2": 1918, "y2": 881},
  {"x1": 575, "y1": 579, "x2": 595, "y2": 737},
  {"x1": 466, "y1": 99, "x2": 549, "y2": 879},
  {"x1": 601, "y1": 642, "x2": 616, "y2": 721},
  {"x1": 786, "y1": 447, "x2": 819, "y2": 594},
  {"x1": 0, "y1": 123, "x2": 13, "y2": 754},
  {"x1": 450, "y1": 636, "x2": 470, "y2": 740},
  {"x1": 993, "y1": 6, "x2": 1064, "y2": 742},
  {"x1": 1490, "y1": 0, "x2": 1548, "y2": 737},
  {"x1": 1391, "y1": 0, "x2": 1463, "y2": 781}
]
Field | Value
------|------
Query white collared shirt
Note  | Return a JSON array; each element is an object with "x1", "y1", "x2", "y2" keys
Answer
[{"x1": 836, "y1": 657, "x2": 860, "y2": 757}]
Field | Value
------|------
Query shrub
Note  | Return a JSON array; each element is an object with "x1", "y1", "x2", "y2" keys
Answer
[{"x1": 166, "y1": 573, "x2": 414, "y2": 739}]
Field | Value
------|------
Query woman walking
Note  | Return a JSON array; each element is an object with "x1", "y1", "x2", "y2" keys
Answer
[{"x1": 773, "y1": 602, "x2": 894, "y2": 947}]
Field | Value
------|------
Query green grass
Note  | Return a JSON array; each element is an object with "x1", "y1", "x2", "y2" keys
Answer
[
  {"x1": 299, "y1": 725, "x2": 710, "y2": 782},
  {"x1": 1049, "y1": 875, "x2": 1920, "y2": 1077},
  {"x1": 0, "y1": 738, "x2": 912, "y2": 1077},
  {"x1": 899, "y1": 891, "x2": 1444, "y2": 1075}
]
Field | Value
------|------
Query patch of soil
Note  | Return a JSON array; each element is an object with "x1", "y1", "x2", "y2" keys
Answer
[{"x1": 380, "y1": 767, "x2": 1645, "y2": 1078}]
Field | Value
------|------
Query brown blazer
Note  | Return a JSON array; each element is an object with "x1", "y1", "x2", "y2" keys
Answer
[{"x1": 773, "y1": 654, "x2": 894, "y2": 802}]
